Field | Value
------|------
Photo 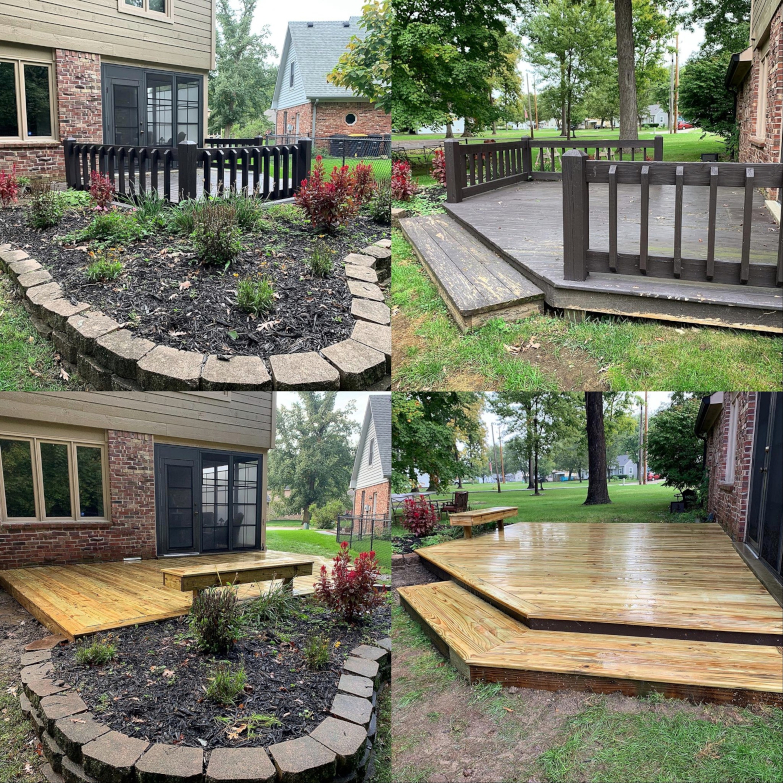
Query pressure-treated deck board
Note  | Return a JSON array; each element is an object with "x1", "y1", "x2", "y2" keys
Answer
[
  {"x1": 0, "y1": 551, "x2": 332, "y2": 639},
  {"x1": 416, "y1": 523, "x2": 783, "y2": 640}
]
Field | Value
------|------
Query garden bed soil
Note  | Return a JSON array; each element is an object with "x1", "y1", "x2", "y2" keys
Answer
[
  {"x1": 0, "y1": 205, "x2": 387, "y2": 359},
  {"x1": 50, "y1": 598, "x2": 390, "y2": 752},
  {"x1": 392, "y1": 525, "x2": 461, "y2": 555}
]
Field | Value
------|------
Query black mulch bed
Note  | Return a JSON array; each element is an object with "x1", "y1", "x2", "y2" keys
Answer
[
  {"x1": 391, "y1": 524, "x2": 461, "y2": 555},
  {"x1": 0, "y1": 205, "x2": 388, "y2": 358},
  {"x1": 51, "y1": 598, "x2": 390, "y2": 752}
]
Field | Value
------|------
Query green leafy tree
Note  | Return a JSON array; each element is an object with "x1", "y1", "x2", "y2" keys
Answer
[
  {"x1": 647, "y1": 397, "x2": 705, "y2": 490},
  {"x1": 268, "y1": 394, "x2": 358, "y2": 527},
  {"x1": 208, "y1": 0, "x2": 277, "y2": 137},
  {"x1": 686, "y1": 0, "x2": 749, "y2": 53},
  {"x1": 535, "y1": 84, "x2": 565, "y2": 129},
  {"x1": 328, "y1": 0, "x2": 392, "y2": 113},
  {"x1": 581, "y1": 75, "x2": 620, "y2": 129}
]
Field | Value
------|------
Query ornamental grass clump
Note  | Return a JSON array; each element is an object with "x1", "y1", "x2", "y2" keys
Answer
[
  {"x1": 28, "y1": 180, "x2": 64, "y2": 229},
  {"x1": 191, "y1": 200, "x2": 242, "y2": 265},
  {"x1": 237, "y1": 276, "x2": 274, "y2": 315},
  {"x1": 306, "y1": 242, "x2": 334, "y2": 277},
  {"x1": 205, "y1": 662, "x2": 247, "y2": 705},
  {"x1": 244, "y1": 582, "x2": 298, "y2": 627},
  {"x1": 75, "y1": 638, "x2": 117, "y2": 666},
  {"x1": 315, "y1": 541, "x2": 384, "y2": 622},
  {"x1": 402, "y1": 495, "x2": 439, "y2": 537},
  {"x1": 85, "y1": 248, "x2": 123, "y2": 281},
  {"x1": 190, "y1": 585, "x2": 243, "y2": 653},
  {"x1": 304, "y1": 634, "x2": 330, "y2": 669},
  {"x1": 294, "y1": 156, "x2": 358, "y2": 231}
]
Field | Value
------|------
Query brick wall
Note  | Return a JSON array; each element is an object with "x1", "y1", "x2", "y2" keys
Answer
[
  {"x1": 0, "y1": 429, "x2": 157, "y2": 569},
  {"x1": 736, "y1": 5, "x2": 782, "y2": 200},
  {"x1": 276, "y1": 100, "x2": 392, "y2": 139},
  {"x1": 353, "y1": 480, "x2": 391, "y2": 518},
  {"x1": 705, "y1": 392, "x2": 757, "y2": 541},
  {"x1": 0, "y1": 49, "x2": 102, "y2": 180},
  {"x1": 276, "y1": 102, "x2": 314, "y2": 138}
]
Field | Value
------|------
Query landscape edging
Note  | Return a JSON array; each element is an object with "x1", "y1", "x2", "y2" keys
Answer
[
  {"x1": 0, "y1": 240, "x2": 391, "y2": 391},
  {"x1": 20, "y1": 636, "x2": 391, "y2": 783}
]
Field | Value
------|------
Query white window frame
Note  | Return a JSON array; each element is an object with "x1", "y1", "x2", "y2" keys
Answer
[
  {"x1": 723, "y1": 397, "x2": 739, "y2": 485},
  {"x1": 0, "y1": 434, "x2": 109, "y2": 523},
  {"x1": 0, "y1": 56, "x2": 57, "y2": 143},
  {"x1": 755, "y1": 40, "x2": 770, "y2": 140},
  {"x1": 345, "y1": 112, "x2": 358, "y2": 126},
  {"x1": 368, "y1": 437, "x2": 374, "y2": 466},
  {"x1": 118, "y1": 0, "x2": 173, "y2": 23}
]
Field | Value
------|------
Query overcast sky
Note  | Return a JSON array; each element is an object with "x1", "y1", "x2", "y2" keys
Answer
[{"x1": 275, "y1": 391, "x2": 377, "y2": 445}]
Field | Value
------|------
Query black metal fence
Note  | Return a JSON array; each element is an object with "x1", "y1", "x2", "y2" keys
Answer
[{"x1": 336, "y1": 513, "x2": 391, "y2": 556}]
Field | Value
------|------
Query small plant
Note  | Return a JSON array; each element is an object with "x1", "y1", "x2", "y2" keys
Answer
[
  {"x1": 244, "y1": 581, "x2": 297, "y2": 626},
  {"x1": 205, "y1": 662, "x2": 247, "y2": 705},
  {"x1": 306, "y1": 242, "x2": 334, "y2": 277},
  {"x1": 28, "y1": 181, "x2": 64, "y2": 229},
  {"x1": 0, "y1": 165, "x2": 19, "y2": 208},
  {"x1": 245, "y1": 713, "x2": 282, "y2": 736},
  {"x1": 59, "y1": 189, "x2": 92, "y2": 209},
  {"x1": 133, "y1": 189, "x2": 168, "y2": 228},
  {"x1": 304, "y1": 634, "x2": 330, "y2": 669},
  {"x1": 191, "y1": 201, "x2": 242, "y2": 265},
  {"x1": 368, "y1": 179, "x2": 392, "y2": 225},
  {"x1": 391, "y1": 160, "x2": 419, "y2": 201},
  {"x1": 89, "y1": 171, "x2": 115, "y2": 211},
  {"x1": 237, "y1": 276, "x2": 275, "y2": 315},
  {"x1": 315, "y1": 542, "x2": 384, "y2": 622},
  {"x1": 170, "y1": 198, "x2": 202, "y2": 235},
  {"x1": 227, "y1": 192, "x2": 265, "y2": 232},
  {"x1": 431, "y1": 148, "x2": 447, "y2": 186},
  {"x1": 309, "y1": 499, "x2": 345, "y2": 530},
  {"x1": 402, "y1": 496, "x2": 439, "y2": 537},
  {"x1": 351, "y1": 162, "x2": 376, "y2": 203},
  {"x1": 265, "y1": 202, "x2": 308, "y2": 225},
  {"x1": 70, "y1": 210, "x2": 145, "y2": 246},
  {"x1": 294, "y1": 156, "x2": 357, "y2": 231},
  {"x1": 85, "y1": 248, "x2": 123, "y2": 281},
  {"x1": 190, "y1": 585, "x2": 243, "y2": 653},
  {"x1": 75, "y1": 639, "x2": 116, "y2": 666}
]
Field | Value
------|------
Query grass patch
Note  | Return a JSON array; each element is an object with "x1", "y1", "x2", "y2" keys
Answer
[
  {"x1": 237, "y1": 276, "x2": 274, "y2": 315},
  {"x1": 265, "y1": 529, "x2": 391, "y2": 573},
  {"x1": 75, "y1": 639, "x2": 117, "y2": 666},
  {"x1": 85, "y1": 257, "x2": 123, "y2": 282},
  {"x1": 0, "y1": 682, "x2": 44, "y2": 783},
  {"x1": 303, "y1": 634, "x2": 330, "y2": 669},
  {"x1": 367, "y1": 685, "x2": 391, "y2": 783},
  {"x1": 205, "y1": 662, "x2": 247, "y2": 705}
]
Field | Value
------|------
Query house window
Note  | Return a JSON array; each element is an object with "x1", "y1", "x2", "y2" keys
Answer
[
  {"x1": 724, "y1": 397, "x2": 739, "y2": 484},
  {"x1": 368, "y1": 438, "x2": 374, "y2": 466},
  {"x1": 0, "y1": 436, "x2": 108, "y2": 522},
  {"x1": 756, "y1": 42, "x2": 769, "y2": 139},
  {"x1": 119, "y1": 0, "x2": 171, "y2": 21},
  {"x1": 290, "y1": 62, "x2": 295, "y2": 88},
  {"x1": 0, "y1": 57, "x2": 56, "y2": 141},
  {"x1": 345, "y1": 113, "x2": 357, "y2": 126}
]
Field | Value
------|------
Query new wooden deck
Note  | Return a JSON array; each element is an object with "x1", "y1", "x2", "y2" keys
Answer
[
  {"x1": 441, "y1": 180, "x2": 783, "y2": 331},
  {"x1": 415, "y1": 523, "x2": 783, "y2": 644},
  {"x1": 0, "y1": 551, "x2": 331, "y2": 640}
]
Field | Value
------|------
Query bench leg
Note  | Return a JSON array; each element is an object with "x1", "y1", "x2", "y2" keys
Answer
[
  {"x1": 192, "y1": 589, "x2": 200, "y2": 602},
  {"x1": 497, "y1": 521, "x2": 504, "y2": 533},
  {"x1": 463, "y1": 527, "x2": 472, "y2": 539},
  {"x1": 282, "y1": 576, "x2": 294, "y2": 591}
]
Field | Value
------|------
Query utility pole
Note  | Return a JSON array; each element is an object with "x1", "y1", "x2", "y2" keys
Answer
[
  {"x1": 533, "y1": 77, "x2": 539, "y2": 131},
  {"x1": 526, "y1": 72, "x2": 535, "y2": 139},
  {"x1": 644, "y1": 392, "x2": 649, "y2": 483},
  {"x1": 673, "y1": 33, "x2": 679, "y2": 134},
  {"x1": 638, "y1": 401, "x2": 644, "y2": 484},
  {"x1": 669, "y1": 55, "x2": 675, "y2": 134},
  {"x1": 498, "y1": 427, "x2": 506, "y2": 483},
  {"x1": 491, "y1": 424, "x2": 501, "y2": 493}
]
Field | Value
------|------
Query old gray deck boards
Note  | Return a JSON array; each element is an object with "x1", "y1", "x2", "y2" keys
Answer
[
  {"x1": 444, "y1": 180, "x2": 783, "y2": 331},
  {"x1": 399, "y1": 214, "x2": 545, "y2": 331}
]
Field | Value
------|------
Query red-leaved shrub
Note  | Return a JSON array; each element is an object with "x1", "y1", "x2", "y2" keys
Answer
[
  {"x1": 315, "y1": 542, "x2": 384, "y2": 622},
  {"x1": 431, "y1": 148, "x2": 447, "y2": 186},
  {"x1": 402, "y1": 496, "x2": 439, "y2": 537},
  {"x1": 351, "y1": 162, "x2": 376, "y2": 203},
  {"x1": 295, "y1": 156, "x2": 358, "y2": 231},
  {"x1": 391, "y1": 160, "x2": 419, "y2": 201},
  {"x1": 0, "y1": 165, "x2": 19, "y2": 209},
  {"x1": 89, "y1": 171, "x2": 115, "y2": 212}
]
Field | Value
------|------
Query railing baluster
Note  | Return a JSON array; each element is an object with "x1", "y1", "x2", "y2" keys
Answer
[
  {"x1": 241, "y1": 148, "x2": 250, "y2": 195},
  {"x1": 673, "y1": 165, "x2": 684, "y2": 278},
  {"x1": 215, "y1": 150, "x2": 225, "y2": 197},
  {"x1": 640, "y1": 164, "x2": 649, "y2": 275},
  {"x1": 137, "y1": 150, "x2": 147, "y2": 199},
  {"x1": 741, "y1": 167, "x2": 754, "y2": 284},
  {"x1": 117, "y1": 149, "x2": 126, "y2": 197},
  {"x1": 549, "y1": 147, "x2": 555, "y2": 172},
  {"x1": 201, "y1": 150, "x2": 212, "y2": 200},
  {"x1": 469, "y1": 152, "x2": 476, "y2": 186},
  {"x1": 151, "y1": 150, "x2": 159, "y2": 199},
  {"x1": 282, "y1": 146, "x2": 290, "y2": 197},
  {"x1": 107, "y1": 147, "x2": 115, "y2": 191},
  {"x1": 707, "y1": 166, "x2": 718, "y2": 281},
  {"x1": 608, "y1": 164, "x2": 618, "y2": 272},
  {"x1": 228, "y1": 149, "x2": 238, "y2": 194},
  {"x1": 262, "y1": 148, "x2": 271, "y2": 198},
  {"x1": 163, "y1": 150, "x2": 172, "y2": 203},
  {"x1": 272, "y1": 147, "x2": 281, "y2": 198},
  {"x1": 778, "y1": 207, "x2": 783, "y2": 286}
]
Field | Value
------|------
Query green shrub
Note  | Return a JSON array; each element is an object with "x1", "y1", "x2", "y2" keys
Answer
[
  {"x1": 59, "y1": 189, "x2": 92, "y2": 209},
  {"x1": 227, "y1": 193, "x2": 266, "y2": 232},
  {"x1": 306, "y1": 243, "x2": 334, "y2": 277},
  {"x1": 27, "y1": 181, "x2": 64, "y2": 229},
  {"x1": 133, "y1": 189, "x2": 168, "y2": 229},
  {"x1": 368, "y1": 179, "x2": 391, "y2": 225},
  {"x1": 85, "y1": 249, "x2": 123, "y2": 281},
  {"x1": 170, "y1": 198, "x2": 202, "y2": 235},
  {"x1": 304, "y1": 634, "x2": 330, "y2": 669},
  {"x1": 244, "y1": 582, "x2": 297, "y2": 626},
  {"x1": 75, "y1": 639, "x2": 116, "y2": 666},
  {"x1": 237, "y1": 276, "x2": 274, "y2": 315},
  {"x1": 189, "y1": 585, "x2": 243, "y2": 653},
  {"x1": 75, "y1": 210, "x2": 145, "y2": 245},
  {"x1": 309, "y1": 499, "x2": 345, "y2": 530},
  {"x1": 191, "y1": 201, "x2": 242, "y2": 265},
  {"x1": 205, "y1": 662, "x2": 247, "y2": 704}
]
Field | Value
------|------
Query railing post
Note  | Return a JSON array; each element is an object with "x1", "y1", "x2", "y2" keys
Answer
[
  {"x1": 562, "y1": 149, "x2": 589, "y2": 281},
  {"x1": 653, "y1": 135, "x2": 664, "y2": 160},
  {"x1": 297, "y1": 137, "x2": 312, "y2": 187},
  {"x1": 522, "y1": 137, "x2": 532, "y2": 176},
  {"x1": 253, "y1": 136, "x2": 264, "y2": 147},
  {"x1": 177, "y1": 140, "x2": 198, "y2": 201},
  {"x1": 63, "y1": 137, "x2": 77, "y2": 188},
  {"x1": 444, "y1": 138, "x2": 464, "y2": 203}
]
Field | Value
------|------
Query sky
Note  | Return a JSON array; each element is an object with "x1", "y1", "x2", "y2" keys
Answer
[{"x1": 275, "y1": 391, "x2": 377, "y2": 445}]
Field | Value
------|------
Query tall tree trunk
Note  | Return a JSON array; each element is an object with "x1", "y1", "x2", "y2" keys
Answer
[
  {"x1": 445, "y1": 122, "x2": 454, "y2": 139},
  {"x1": 527, "y1": 453, "x2": 535, "y2": 489},
  {"x1": 615, "y1": 0, "x2": 638, "y2": 139},
  {"x1": 533, "y1": 444, "x2": 540, "y2": 496},
  {"x1": 584, "y1": 392, "x2": 612, "y2": 505}
]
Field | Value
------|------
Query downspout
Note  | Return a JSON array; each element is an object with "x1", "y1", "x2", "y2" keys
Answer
[{"x1": 311, "y1": 99, "x2": 318, "y2": 141}]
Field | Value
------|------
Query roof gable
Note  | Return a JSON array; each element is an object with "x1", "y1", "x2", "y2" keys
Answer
[{"x1": 350, "y1": 395, "x2": 391, "y2": 488}]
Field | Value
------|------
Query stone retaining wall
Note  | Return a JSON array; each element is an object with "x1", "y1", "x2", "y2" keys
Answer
[
  {"x1": 20, "y1": 637, "x2": 391, "y2": 783},
  {"x1": 0, "y1": 242, "x2": 391, "y2": 391}
]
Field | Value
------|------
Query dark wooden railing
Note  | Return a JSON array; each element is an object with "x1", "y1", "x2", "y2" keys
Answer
[
  {"x1": 562, "y1": 150, "x2": 783, "y2": 288},
  {"x1": 444, "y1": 136, "x2": 664, "y2": 202},
  {"x1": 64, "y1": 137, "x2": 312, "y2": 202},
  {"x1": 204, "y1": 134, "x2": 302, "y2": 148}
]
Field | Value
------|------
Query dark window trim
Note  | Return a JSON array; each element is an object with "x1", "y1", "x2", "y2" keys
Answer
[{"x1": 368, "y1": 437, "x2": 374, "y2": 466}]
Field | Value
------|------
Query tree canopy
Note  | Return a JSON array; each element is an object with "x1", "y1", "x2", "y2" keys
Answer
[{"x1": 647, "y1": 397, "x2": 705, "y2": 491}]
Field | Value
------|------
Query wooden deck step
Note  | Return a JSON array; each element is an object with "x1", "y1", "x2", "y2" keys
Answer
[
  {"x1": 398, "y1": 214, "x2": 545, "y2": 332},
  {"x1": 399, "y1": 581, "x2": 783, "y2": 706}
]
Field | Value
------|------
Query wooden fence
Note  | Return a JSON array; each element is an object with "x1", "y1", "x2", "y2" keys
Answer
[
  {"x1": 444, "y1": 136, "x2": 663, "y2": 202},
  {"x1": 562, "y1": 150, "x2": 783, "y2": 288},
  {"x1": 64, "y1": 137, "x2": 312, "y2": 203}
]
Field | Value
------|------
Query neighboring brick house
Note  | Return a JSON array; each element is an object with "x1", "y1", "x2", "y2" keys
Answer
[
  {"x1": 726, "y1": 0, "x2": 782, "y2": 202},
  {"x1": 0, "y1": 0, "x2": 214, "y2": 179},
  {"x1": 695, "y1": 392, "x2": 782, "y2": 586},
  {"x1": 349, "y1": 395, "x2": 391, "y2": 521},
  {"x1": 271, "y1": 18, "x2": 391, "y2": 143},
  {"x1": 0, "y1": 392, "x2": 275, "y2": 569}
]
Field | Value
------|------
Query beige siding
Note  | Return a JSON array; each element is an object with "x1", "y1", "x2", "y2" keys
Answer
[
  {"x1": 752, "y1": 0, "x2": 781, "y2": 43},
  {"x1": 355, "y1": 418, "x2": 384, "y2": 490},
  {"x1": 0, "y1": 392, "x2": 274, "y2": 451},
  {"x1": 0, "y1": 0, "x2": 213, "y2": 71}
]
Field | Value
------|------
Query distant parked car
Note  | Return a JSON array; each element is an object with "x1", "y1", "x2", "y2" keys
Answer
[
  {"x1": 677, "y1": 121, "x2": 694, "y2": 130},
  {"x1": 647, "y1": 472, "x2": 660, "y2": 480}
]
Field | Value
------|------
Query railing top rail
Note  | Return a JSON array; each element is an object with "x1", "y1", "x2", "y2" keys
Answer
[
  {"x1": 530, "y1": 137, "x2": 659, "y2": 148},
  {"x1": 584, "y1": 159, "x2": 783, "y2": 187}
]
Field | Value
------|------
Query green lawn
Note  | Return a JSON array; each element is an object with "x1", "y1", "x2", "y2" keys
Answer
[
  {"x1": 266, "y1": 528, "x2": 391, "y2": 572},
  {"x1": 392, "y1": 230, "x2": 783, "y2": 391}
]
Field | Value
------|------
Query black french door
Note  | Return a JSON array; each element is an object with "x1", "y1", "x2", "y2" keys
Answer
[
  {"x1": 746, "y1": 392, "x2": 783, "y2": 582},
  {"x1": 155, "y1": 445, "x2": 262, "y2": 556}
]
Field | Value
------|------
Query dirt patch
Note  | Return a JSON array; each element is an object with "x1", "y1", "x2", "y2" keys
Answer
[
  {"x1": 392, "y1": 556, "x2": 442, "y2": 591},
  {"x1": 0, "y1": 590, "x2": 48, "y2": 683},
  {"x1": 505, "y1": 337, "x2": 608, "y2": 391},
  {"x1": 390, "y1": 310, "x2": 425, "y2": 385}
]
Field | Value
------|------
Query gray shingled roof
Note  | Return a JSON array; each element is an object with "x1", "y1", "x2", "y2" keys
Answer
[
  {"x1": 368, "y1": 394, "x2": 391, "y2": 477},
  {"x1": 288, "y1": 17, "x2": 367, "y2": 100}
]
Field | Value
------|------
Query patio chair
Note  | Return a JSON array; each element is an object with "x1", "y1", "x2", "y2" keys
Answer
[{"x1": 441, "y1": 491, "x2": 468, "y2": 515}]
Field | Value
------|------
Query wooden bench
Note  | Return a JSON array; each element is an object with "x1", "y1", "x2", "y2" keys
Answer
[
  {"x1": 449, "y1": 507, "x2": 518, "y2": 538},
  {"x1": 161, "y1": 556, "x2": 315, "y2": 597}
]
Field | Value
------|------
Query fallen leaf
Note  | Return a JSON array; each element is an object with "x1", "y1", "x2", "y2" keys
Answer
[
  {"x1": 60, "y1": 367, "x2": 70, "y2": 381},
  {"x1": 178, "y1": 280, "x2": 191, "y2": 291}
]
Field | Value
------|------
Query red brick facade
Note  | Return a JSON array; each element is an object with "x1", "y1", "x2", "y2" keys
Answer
[
  {"x1": 0, "y1": 429, "x2": 157, "y2": 570},
  {"x1": 735, "y1": 5, "x2": 782, "y2": 200},
  {"x1": 0, "y1": 49, "x2": 102, "y2": 180},
  {"x1": 276, "y1": 100, "x2": 391, "y2": 139},
  {"x1": 353, "y1": 480, "x2": 391, "y2": 518},
  {"x1": 704, "y1": 393, "x2": 757, "y2": 541}
]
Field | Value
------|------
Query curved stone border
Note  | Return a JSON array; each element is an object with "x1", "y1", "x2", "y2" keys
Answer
[
  {"x1": 0, "y1": 240, "x2": 391, "y2": 391},
  {"x1": 20, "y1": 636, "x2": 391, "y2": 783}
]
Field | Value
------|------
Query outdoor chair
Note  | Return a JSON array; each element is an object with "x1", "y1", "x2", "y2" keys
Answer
[{"x1": 441, "y1": 491, "x2": 469, "y2": 515}]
